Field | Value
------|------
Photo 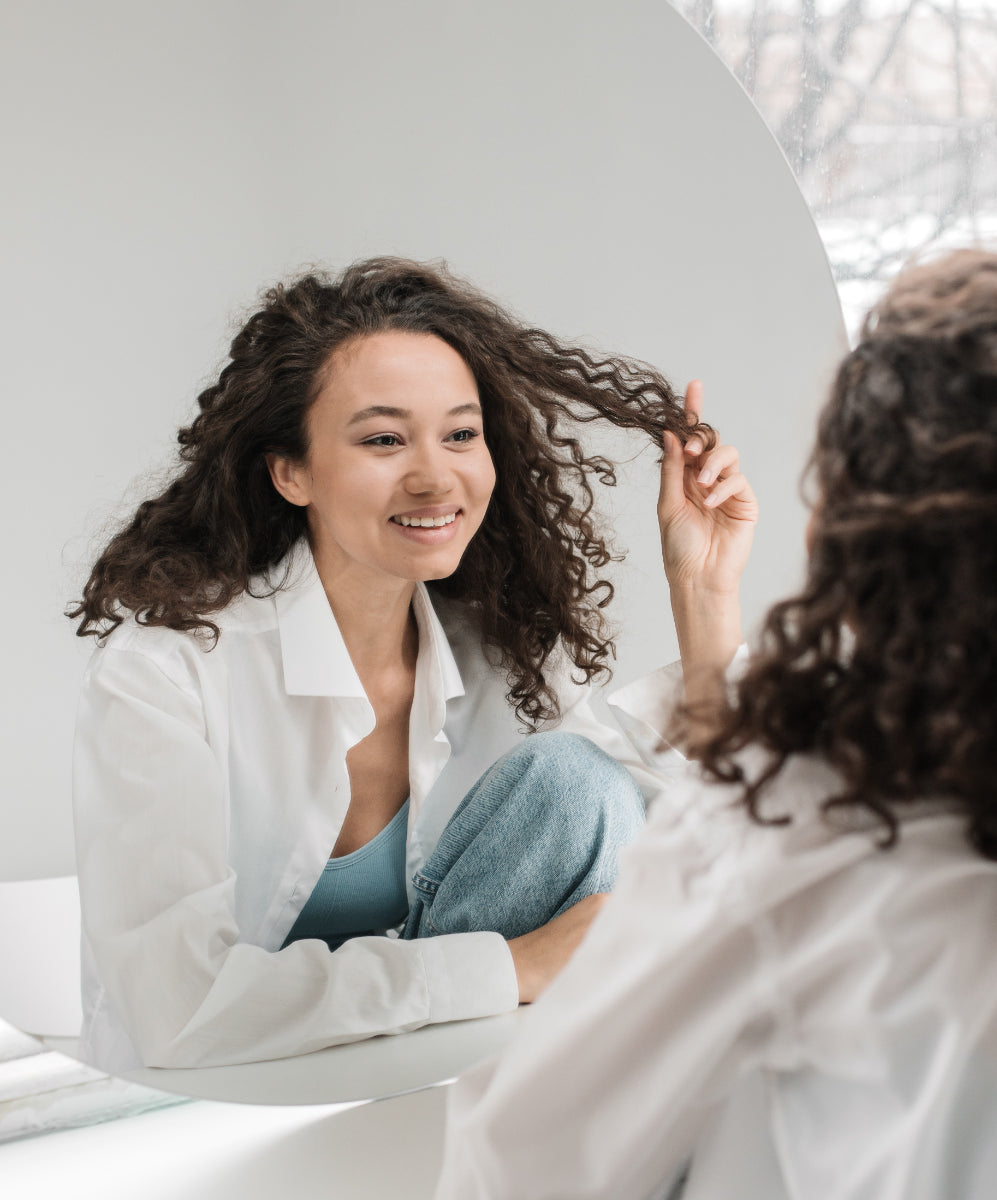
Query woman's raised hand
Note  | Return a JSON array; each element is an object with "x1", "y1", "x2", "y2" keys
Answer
[
  {"x1": 657, "y1": 379, "x2": 759, "y2": 597},
  {"x1": 658, "y1": 381, "x2": 759, "y2": 722}
]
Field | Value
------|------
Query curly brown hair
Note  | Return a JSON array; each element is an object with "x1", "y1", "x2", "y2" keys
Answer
[
  {"x1": 68, "y1": 257, "x2": 708, "y2": 724},
  {"x1": 698, "y1": 249, "x2": 997, "y2": 859}
]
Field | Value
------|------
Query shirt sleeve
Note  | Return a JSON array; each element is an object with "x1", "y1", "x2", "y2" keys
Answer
[
  {"x1": 546, "y1": 657, "x2": 689, "y2": 802},
  {"x1": 606, "y1": 644, "x2": 752, "y2": 779},
  {"x1": 73, "y1": 645, "x2": 519, "y2": 1070},
  {"x1": 433, "y1": 780, "x2": 782, "y2": 1200}
]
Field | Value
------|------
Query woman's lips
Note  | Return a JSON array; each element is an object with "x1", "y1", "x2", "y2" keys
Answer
[
  {"x1": 389, "y1": 509, "x2": 464, "y2": 542},
  {"x1": 390, "y1": 510, "x2": 459, "y2": 528}
]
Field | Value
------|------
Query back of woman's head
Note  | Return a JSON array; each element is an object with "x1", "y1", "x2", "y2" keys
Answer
[
  {"x1": 702, "y1": 249, "x2": 997, "y2": 857},
  {"x1": 69, "y1": 257, "x2": 702, "y2": 724},
  {"x1": 815, "y1": 248, "x2": 997, "y2": 511}
]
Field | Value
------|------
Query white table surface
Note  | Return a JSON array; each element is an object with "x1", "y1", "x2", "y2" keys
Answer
[
  {"x1": 3, "y1": 1011, "x2": 531, "y2": 1199},
  {"x1": 0, "y1": 1083, "x2": 449, "y2": 1200}
]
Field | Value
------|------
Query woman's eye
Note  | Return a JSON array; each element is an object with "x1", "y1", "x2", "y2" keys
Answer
[
  {"x1": 362, "y1": 434, "x2": 401, "y2": 447},
  {"x1": 447, "y1": 428, "x2": 480, "y2": 444}
]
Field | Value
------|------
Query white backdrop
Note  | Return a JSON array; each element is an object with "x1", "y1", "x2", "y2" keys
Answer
[{"x1": 0, "y1": 0, "x2": 844, "y2": 1066}]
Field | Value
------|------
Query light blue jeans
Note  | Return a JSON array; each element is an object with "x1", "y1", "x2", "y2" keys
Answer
[{"x1": 402, "y1": 732, "x2": 645, "y2": 940}]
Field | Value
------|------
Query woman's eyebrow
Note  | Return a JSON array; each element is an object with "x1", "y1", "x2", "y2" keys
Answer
[
  {"x1": 347, "y1": 402, "x2": 482, "y2": 425},
  {"x1": 347, "y1": 404, "x2": 409, "y2": 424}
]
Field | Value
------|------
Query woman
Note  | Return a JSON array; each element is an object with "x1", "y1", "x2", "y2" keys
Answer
[
  {"x1": 434, "y1": 249, "x2": 997, "y2": 1199},
  {"x1": 69, "y1": 257, "x2": 756, "y2": 1072}
]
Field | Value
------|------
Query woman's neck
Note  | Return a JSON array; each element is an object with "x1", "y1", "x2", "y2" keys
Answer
[{"x1": 316, "y1": 562, "x2": 419, "y2": 683}]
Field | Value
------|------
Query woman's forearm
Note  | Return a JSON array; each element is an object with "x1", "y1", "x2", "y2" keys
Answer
[{"x1": 669, "y1": 581, "x2": 742, "y2": 743}]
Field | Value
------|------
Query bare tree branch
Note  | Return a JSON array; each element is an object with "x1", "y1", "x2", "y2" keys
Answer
[
  {"x1": 821, "y1": 2, "x2": 921, "y2": 156},
  {"x1": 671, "y1": 0, "x2": 996, "y2": 323}
]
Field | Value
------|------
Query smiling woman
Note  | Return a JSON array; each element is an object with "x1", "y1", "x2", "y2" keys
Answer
[{"x1": 65, "y1": 257, "x2": 757, "y2": 1074}]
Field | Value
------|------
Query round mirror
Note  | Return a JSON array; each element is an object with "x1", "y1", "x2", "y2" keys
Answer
[{"x1": 0, "y1": 0, "x2": 844, "y2": 1104}]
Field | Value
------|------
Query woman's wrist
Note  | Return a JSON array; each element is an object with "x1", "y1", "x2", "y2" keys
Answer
[
  {"x1": 668, "y1": 582, "x2": 742, "y2": 753},
  {"x1": 668, "y1": 580, "x2": 742, "y2": 674}
]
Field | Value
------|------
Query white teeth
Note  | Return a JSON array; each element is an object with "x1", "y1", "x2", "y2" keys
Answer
[{"x1": 393, "y1": 512, "x2": 458, "y2": 528}]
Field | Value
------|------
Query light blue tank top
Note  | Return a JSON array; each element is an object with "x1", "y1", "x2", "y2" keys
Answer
[{"x1": 282, "y1": 799, "x2": 410, "y2": 953}]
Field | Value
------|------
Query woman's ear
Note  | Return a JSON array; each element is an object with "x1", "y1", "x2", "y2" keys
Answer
[
  {"x1": 266, "y1": 453, "x2": 311, "y2": 507},
  {"x1": 805, "y1": 504, "x2": 819, "y2": 554}
]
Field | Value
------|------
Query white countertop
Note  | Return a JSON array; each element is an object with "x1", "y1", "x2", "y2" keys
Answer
[
  {"x1": 0, "y1": 1084, "x2": 449, "y2": 1200},
  {"x1": 3, "y1": 1010, "x2": 530, "y2": 1198}
]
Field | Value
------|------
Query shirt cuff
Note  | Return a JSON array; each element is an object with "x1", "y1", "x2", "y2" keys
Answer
[
  {"x1": 606, "y1": 645, "x2": 750, "y2": 774},
  {"x1": 420, "y1": 931, "x2": 520, "y2": 1025},
  {"x1": 606, "y1": 661, "x2": 687, "y2": 773}
]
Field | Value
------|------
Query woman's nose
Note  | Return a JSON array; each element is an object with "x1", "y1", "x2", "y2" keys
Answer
[{"x1": 404, "y1": 445, "x2": 456, "y2": 495}]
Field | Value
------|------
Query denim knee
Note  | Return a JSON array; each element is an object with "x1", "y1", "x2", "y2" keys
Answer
[
  {"x1": 405, "y1": 731, "x2": 645, "y2": 940},
  {"x1": 506, "y1": 731, "x2": 645, "y2": 835}
]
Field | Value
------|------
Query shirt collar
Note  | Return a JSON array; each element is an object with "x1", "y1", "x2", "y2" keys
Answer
[
  {"x1": 411, "y1": 580, "x2": 466, "y2": 716},
  {"x1": 272, "y1": 540, "x2": 465, "y2": 706}
]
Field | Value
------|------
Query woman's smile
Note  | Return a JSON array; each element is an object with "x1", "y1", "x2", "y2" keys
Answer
[
  {"x1": 390, "y1": 504, "x2": 463, "y2": 544},
  {"x1": 389, "y1": 515, "x2": 464, "y2": 544},
  {"x1": 390, "y1": 506, "x2": 461, "y2": 529}
]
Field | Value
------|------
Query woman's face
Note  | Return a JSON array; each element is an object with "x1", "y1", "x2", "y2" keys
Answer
[{"x1": 269, "y1": 330, "x2": 496, "y2": 593}]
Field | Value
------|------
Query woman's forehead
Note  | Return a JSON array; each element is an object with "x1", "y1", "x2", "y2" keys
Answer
[{"x1": 314, "y1": 331, "x2": 479, "y2": 418}]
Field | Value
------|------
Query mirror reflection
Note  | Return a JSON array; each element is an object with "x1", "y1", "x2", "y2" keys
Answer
[
  {"x1": 70, "y1": 256, "x2": 715, "y2": 1074},
  {"x1": 1, "y1": 1, "x2": 844, "y2": 1104}
]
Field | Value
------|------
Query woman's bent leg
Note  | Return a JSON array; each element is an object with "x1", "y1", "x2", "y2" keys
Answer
[{"x1": 402, "y1": 732, "x2": 645, "y2": 940}]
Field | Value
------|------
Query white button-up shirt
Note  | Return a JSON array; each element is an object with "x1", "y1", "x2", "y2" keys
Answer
[
  {"x1": 73, "y1": 542, "x2": 668, "y2": 1073},
  {"x1": 435, "y1": 750, "x2": 997, "y2": 1199}
]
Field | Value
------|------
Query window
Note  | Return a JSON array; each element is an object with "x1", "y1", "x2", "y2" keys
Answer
[{"x1": 674, "y1": 0, "x2": 997, "y2": 333}]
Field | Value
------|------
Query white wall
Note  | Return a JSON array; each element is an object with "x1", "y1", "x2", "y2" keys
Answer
[{"x1": 0, "y1": 0, "x2": 844, "y2": 893}]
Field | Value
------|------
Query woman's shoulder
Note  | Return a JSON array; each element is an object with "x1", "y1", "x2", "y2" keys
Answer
[
  {"x1": 95, "y1": 541, "x2": 308, "y2": 658},
  {"x1": 638, "y1": 747, "x2": 992, "y2": 916},
  {"x1": 90, "y1": 585, "x2": 279, "y2": 683}
]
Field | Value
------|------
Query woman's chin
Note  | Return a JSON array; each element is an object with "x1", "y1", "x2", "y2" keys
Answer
[
  {"x1": 402, "y1": 544, "x2": 475, "y2": 584},
  {"x1": 410, "y1": 555, "x2": 465, "y2": 583}
]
